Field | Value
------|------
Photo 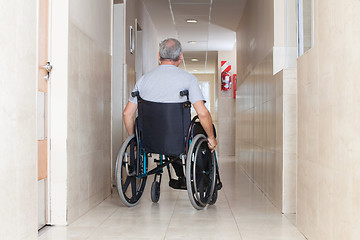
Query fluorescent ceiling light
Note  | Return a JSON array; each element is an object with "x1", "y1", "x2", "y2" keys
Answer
[
  {"x1": 186, "y1": 19, "x2": 198, "y2": 23},
  {"x1": 193, "y1": 69, "x2": 198, "y2": 72},
  {"x1": 191, "y1": 58, "x2": 199, "y2": 62},
  {"x1": 188, "y1": 41, "x2": 197, "y2": 44}
]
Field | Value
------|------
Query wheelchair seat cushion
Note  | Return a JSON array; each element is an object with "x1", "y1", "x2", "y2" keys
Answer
[{"x1": 137, "y1": 99, "x2": 191, "y2": 156}]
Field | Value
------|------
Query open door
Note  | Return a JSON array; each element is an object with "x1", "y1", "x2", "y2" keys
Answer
[{"x1": 38, "y1": 0, "x2": 52, "y2": 230}]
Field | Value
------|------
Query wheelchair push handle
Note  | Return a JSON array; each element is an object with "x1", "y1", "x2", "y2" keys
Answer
[
  {"x1": 133, "y1": 90, "x2": 188, "y2": 99},
  {"x1": 180, "y1": 90, "x2": 191, "y2": 108},
  {"x1": 180, "y1": 90, "x2": 189, "y2": 101},
  {"x1": 131, "y1": 91, "x2": 140, "y2": 98},
  {"x1": 180, "y1": 90, "x2": 188, "y2": 97}
]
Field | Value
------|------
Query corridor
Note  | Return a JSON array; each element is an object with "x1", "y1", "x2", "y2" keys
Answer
[
  {"x1": 38, "y1": 157, "x2": 305, "y2": 240},
  {"x1": 2, "y1": 0, "x2": 360, "y2": 239}
]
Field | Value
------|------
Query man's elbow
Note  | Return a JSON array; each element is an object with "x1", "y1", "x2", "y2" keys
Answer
[
  {"x1": 197, "y1": 108, "x2": 210, "y2": 120},
  {"x1": 123, "y1": 109, "x2": 132, "y2": 120},
  {"x1": 123, "y1": 102, "x2": 137, "y2": 119}
]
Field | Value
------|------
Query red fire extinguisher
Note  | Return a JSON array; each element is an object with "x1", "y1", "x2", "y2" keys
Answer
[{"x1": 221, "y1": 71, "x2": 232, "y2": 91}]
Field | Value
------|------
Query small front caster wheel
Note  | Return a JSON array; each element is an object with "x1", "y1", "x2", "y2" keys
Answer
[{"x1": 151, "y1": 181, "x2": 160, "y2": 203}]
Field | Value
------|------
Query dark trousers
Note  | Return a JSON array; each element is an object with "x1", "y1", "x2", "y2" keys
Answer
[
  {"x1": 171, "y1": 145, "x2": 210, "y2": 179},
  {"x1": 171, "y1": 160, "x2": 184, "y2": 178}
]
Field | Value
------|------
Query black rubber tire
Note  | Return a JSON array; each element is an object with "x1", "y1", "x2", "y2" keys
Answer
[
  {"x1": 151, "y1": 181, "x2": 161, "y2": 203},
  {"x1": 186, "y1": 134, "x2": 216, "y2": 210},
  {"x1": 115, "y1": 134, "x2": 147, "y2": 207}
]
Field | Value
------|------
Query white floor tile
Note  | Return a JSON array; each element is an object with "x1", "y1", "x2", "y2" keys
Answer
[{"x1": 38, "y1": 157, "x2": 306, "y2": 240}]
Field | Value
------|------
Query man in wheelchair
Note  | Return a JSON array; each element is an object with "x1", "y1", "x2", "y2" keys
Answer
[{"x1": 117, "y1": 38, "x2": 221, "y2": 209}]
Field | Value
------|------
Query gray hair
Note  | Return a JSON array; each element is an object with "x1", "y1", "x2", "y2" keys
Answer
[{"x1": 159, "y1": 38, "x2": 182, "y2": 61}]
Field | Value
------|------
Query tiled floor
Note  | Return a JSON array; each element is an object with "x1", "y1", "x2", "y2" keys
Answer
[{"x1": 38, "y1": 157, "x2": 306, "y2": 240}]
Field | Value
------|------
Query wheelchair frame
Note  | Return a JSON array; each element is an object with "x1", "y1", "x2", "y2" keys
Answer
[{"x1": 115, "y1": 92, "x2": 222, "y2": 210}]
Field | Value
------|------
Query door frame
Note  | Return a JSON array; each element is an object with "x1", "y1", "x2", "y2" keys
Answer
[{"x1": 46, "y1": 0, "x2": 69, "y2": 225}]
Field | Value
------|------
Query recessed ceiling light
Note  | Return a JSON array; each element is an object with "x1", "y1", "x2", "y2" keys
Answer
[
  {"x1": 191, "y1": 58, "x2": 199, "y2": 62},
  {"x1": 186, "y1": 19, "x2": 198, "y2": 23},
  {"x1": 188, "y1": 41, "x2": 197, "y2": 44}
]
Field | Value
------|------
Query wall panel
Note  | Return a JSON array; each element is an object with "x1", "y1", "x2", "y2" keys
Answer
[
  {"x1": 236, "y1": 51, "x2": 297, "y2": 213},
  {"x1": 0, "y1": 1, "x2": 37, "y2": 239},
  {"x1": 297, "y1": 0, "x2": 360, "y2": 239},
  {"x1": 67, "y1": 22, "x2": 112, "y2": 223}
]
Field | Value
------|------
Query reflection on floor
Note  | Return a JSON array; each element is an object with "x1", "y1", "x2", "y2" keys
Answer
[{"x1": 38, "y1": 157, "x2": 306, "y2": 240}]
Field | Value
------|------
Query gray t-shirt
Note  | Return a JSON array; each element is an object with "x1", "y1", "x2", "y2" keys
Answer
[{"x1": 129, "y1": 65, "x2": 205, "y2": 104}]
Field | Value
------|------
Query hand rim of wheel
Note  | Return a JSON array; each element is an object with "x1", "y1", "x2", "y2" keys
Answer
[{"x1": 186, "y1": 134, "x2": 216, "y2": 210}]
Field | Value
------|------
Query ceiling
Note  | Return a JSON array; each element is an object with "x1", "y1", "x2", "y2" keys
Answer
[{"x1": 142, "y1": 0, "x2": 247, "y2": 73}]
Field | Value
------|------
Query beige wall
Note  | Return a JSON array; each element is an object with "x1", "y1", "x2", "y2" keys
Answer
[
  {"x1": 0, "y1": 1, "x2": 38, "y2": 239},
  {"x1": 70, "y1": 0, "x2": 112, "y2": 53},
  {"x1": 297, "y1": 0, "x2": 360, "y2": 239},
  {"x1": 217, "y1": 46, "x2": 237, "y2": 156},
  {"x1": 67, "y1": 0, "x2": 112, "y2": 224},
  {"x1": 236, "y1": 51, "x2": 297, "y2": 212},
  {"x1": 236, "y1": 0, "x2": 297, "y2": 213},
  {"x1": 237, "y1": 0, "x2": 274, "y2": 84},
  {"x1": 282, "y1": 68, "x2": 297, "y2": 213},
  {"x1": 237, "y1": 52, "x2": 281, "y2": 208},
  {"x1": 66, "y1": 21, "x2": 112, "y2": 223}
]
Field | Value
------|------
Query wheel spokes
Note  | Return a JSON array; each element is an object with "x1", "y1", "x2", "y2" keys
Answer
[
  {"x1": 116, "y1": 134, "x2": 147, "y2": 206},
  {"x1": 130, "y1": 141, "x2": 136, "y2": 164},
  {"x1": 131, "y1": 177, "x2": 137, "y2": 200},
  {"x1": 198, "y1": 175, "x2": 205, "y2": 202},
  {"x1": 123, "y1": 177, "x2": 131, "y2": 193}
]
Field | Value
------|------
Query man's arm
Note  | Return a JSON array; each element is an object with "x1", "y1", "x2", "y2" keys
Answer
[
  {"x1": 123, "y1": 101, "x2": 138, "y2": 135},
  {"x1": 193, "y1": 101, "x2": 217, "y2": 151}
]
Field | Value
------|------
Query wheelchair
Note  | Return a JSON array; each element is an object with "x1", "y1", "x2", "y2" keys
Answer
[{"x1": 115, "y1": 90, "x2": 222, "y2": 210}]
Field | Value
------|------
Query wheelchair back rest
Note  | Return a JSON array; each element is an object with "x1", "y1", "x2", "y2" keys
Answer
[{"x1": 137, "y1": 98, "x2": 191, "y2": 157}]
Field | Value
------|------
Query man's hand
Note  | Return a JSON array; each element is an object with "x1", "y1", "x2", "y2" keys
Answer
[{"x1": 207, "y1": 136, "x2": 217, "y2": 152}]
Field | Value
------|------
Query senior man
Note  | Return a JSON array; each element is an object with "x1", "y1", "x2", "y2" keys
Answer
[{"x1": 123, "y1": 38, "x2": 217, "y2": 189}]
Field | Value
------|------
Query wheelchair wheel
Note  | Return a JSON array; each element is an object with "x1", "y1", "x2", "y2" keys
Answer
[
  {"x1": 208, "y1": 187, "x2": 218, "y2": 205},
  {"x1": 151, "y1": 181, "x2": 160, "y2": 203},
  {"x1": 186, "y1": 134, "x2": 216, "y2": 210},
  {"x1": 115, "y1": 134, "x2": 147, "y2": 207}
]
